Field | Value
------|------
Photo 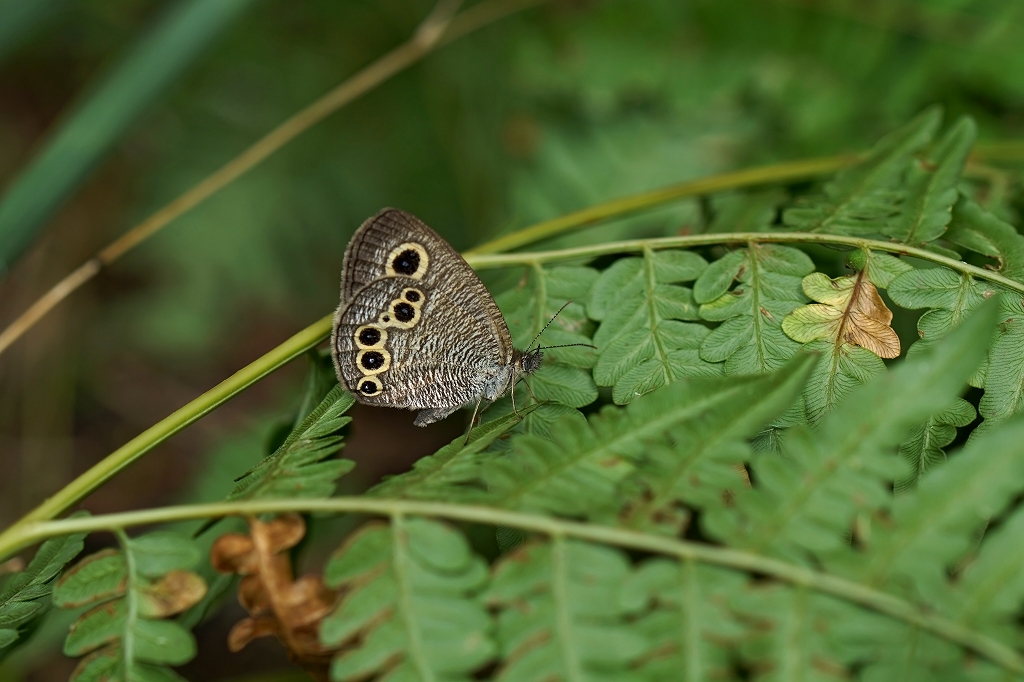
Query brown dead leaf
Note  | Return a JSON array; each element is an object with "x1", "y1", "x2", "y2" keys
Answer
[
  {"x1": 212, "y1": 514, "x2": 337, "y2": 681},
  {"x1": 137, "y1": 570, "x2": 207, "y2": 618},
  {"x1": 782, "y1": 270, "x2": 900, "y2": 359}
]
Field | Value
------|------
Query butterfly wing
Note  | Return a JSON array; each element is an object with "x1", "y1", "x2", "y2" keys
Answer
[
  {"x1": 333, "y1": 275, "x2": 511, "y2": 414},
  {"x1": 332, "y1": 209, "x2": 516, "y2": 420}
]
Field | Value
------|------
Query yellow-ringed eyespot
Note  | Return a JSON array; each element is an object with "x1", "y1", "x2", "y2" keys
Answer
[
  {"x1": 354, "y1": 325, "x2": 387, "y2": 349},
  {"x1": 357, "y1": 376, "x2": 382, "y2": 396},
  {"x1": 385, "y1": 242, "x2": 429, "y2": 280},
  {"x1": 377, "y1": 297, "x2": 421, "y2": 329},
  {"x1": 401, "y1": 287, "x2": 425, "y2": 306},
  {"x1": 356, "y1": 348, "x2": 391, "y2": 375}
]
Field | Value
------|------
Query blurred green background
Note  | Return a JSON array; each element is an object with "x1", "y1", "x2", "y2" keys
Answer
[{"x1": 1, "y1": 0, "x2": 1024, "y2": 679}]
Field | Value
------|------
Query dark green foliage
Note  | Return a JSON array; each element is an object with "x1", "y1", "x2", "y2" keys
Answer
[
  {"x1": 0, "y1": 531, "x2": 84, "y2": 658},
  {"x1": 227, "y1": 385, "x2": 355, "y2": 501},
  {"x1": 53, "y1": 532, "x2": 206, "y2": 682}
]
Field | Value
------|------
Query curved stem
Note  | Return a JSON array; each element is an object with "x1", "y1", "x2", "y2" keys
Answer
[
  {"x1": 2, "y1": 498, "x2": 1022, "y2": 674},
  {"x1": 465, "y1": 232, "x2": 1024, "y2": 295}
]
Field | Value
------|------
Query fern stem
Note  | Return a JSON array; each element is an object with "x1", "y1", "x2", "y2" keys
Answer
[
  {"x1": 465, "y1": 232, "x2": 1024, "y2": 295},
  {"x1": 3, "y1": 498, "x2": 1023, "y2": 674}
]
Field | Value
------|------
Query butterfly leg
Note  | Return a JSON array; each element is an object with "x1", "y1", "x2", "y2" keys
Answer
[
  {"x1": 463, "y1": 396, "x2": 485, "y2": 445},
  {"x1": 521, "y1": 377, "x2": 539, "y2": 403}
]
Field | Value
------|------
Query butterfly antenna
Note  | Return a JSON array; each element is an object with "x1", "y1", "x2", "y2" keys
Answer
[
  {"x1": 527, "y1": 300, "x2": 574, "y2": 351},
  {"x1": 536, "y1": 343, "x2": 597, "y2": 351}
]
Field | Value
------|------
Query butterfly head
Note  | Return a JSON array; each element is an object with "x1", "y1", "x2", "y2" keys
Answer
[{"x1": 519, "y1": 348, "x2": 544, "y2": 375}]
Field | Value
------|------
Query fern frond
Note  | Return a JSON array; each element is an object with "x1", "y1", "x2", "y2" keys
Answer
[
  {"x1": 849, "y1": 417, "x2": 1024, "y2": 606},
  {"x1": 705, "y1": 299, "x2": 998, "y2": 563},
  {"x1": 625, "y1": 559, "x2": 747, "y2": 681},
  {"x1": 497, "y1": 264, "x2": 598, "y2": 407},
  {"x1": 590, "y1": 247, "x2": 719, "y2": 404},
  {"x1": 895, "y1": 397, "x2": 975, "y2": 492},
  {"x1": 888, "y1": 267, "x2": 993, "y2": 349},
  {"x1": 368, "y1": 406, "x2": 535, "y2": 499},
  {"x1": 783, "y1": 107, "x2": 940, "y2": 237},
  {"x1": 884, "y1": 117, "x2": 976, "y2": 245},
  {"x1": 320, "y1": 517, "x2": 493, "y2": 681},
  {"x1": 228, "y1": 385, "x2": 355, "y2": 501},
  {"x1": 946, "y1": 196, "x2": 1024, "y2": 283},
  {"x1": 694, "y1": 243, "x2": 814, "y2": 375},
  {"x1": 53, "y1": 532, "x2": 206, "y2": 681},
  {"x1": 484, "y1": 538, "x2": 648, "y2": 680},
  {"x1": 399, "y1": 356, "x2": 813, "y2": 523},
  {"x1": 0, "y1": 531, "x2": 84, "y2": 657},
  {"x1": 976, "y1": 295, "x2": 1024, "y2": 434},
  {"x1": 619, "y1": 355, "x2": 813, "y2": 535}
]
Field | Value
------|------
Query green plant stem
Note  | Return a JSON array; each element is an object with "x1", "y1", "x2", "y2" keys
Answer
[
  {"x1": 464, "y1": 154, "x2": 860, "y2": 254},
  {"x1": 465, "y1": 232, "x2": 1024, "y2": 295},
  {"x1": 2, "y1": 498, "x2": 1022, "y2": 674},
  {"x1": 8, "y1": 314, "x2": 333, "y2": 529}
]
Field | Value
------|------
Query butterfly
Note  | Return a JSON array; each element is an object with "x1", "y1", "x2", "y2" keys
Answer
[{"x1": 331, "y1": 208, "x2": 552, "y2": 427}]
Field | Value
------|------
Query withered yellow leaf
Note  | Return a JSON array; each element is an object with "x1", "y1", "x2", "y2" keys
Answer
[{"x1": 782, "y1": 271, "x2": 900, "y2": 359}]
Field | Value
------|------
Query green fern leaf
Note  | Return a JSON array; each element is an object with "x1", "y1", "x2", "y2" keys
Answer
[
  {"x1": 497, "y1": 264, "x2": 598, "y2": 407},
  {"x1": 590, "y1": 248, "x2": 720, "y2": 404},
  {"x1": 705, "y1": 299, "x2": 998, "y2": 563},
  {"x1": 946, "y1": 196, "x2": 1024, "y2": 283},
  {"x1": 321, "y1": 518, "x2": 493, "y2": 681},
  {"x1": 736, "y1": 586, "x2": 863, "y2": 681},
  {"x1": 620, "y1": 354, "x2": 813, "y2": 535},
  {"x1": 947, "y1": 504, "x2": 1024, "y2": 639},
  {"x1": 884, "y1": 117, "x2": 976, "y2": 244},
  {"x1": 53, "y1": 532, "x2": 207, "y2": 681},
  {"x1": 895, "y1": 397, "x2": 975, "y2": 492},
  {"x1": 694, "y1": 243, "x2": 814, "y2": 374},
  {"x1": 848, "y1": 417, "x2": 1024, "y2": 610},
  {"x1": 0, "y1": 530, "x2": 84, "y2": 657},
  {"x1": 888, "y1": 267, "x2": 994, "y2": 346},
  {"x1": 369, "y1": 405, "x2": 537, "y2": 499},
  {"x1": 228, "y1": 385, "x2": 355, "y2": 501},
  {"x1": 484, "y1": 539, "x2": 648, "y2": 681},
  {"x1": 783, "y1": 107, "x2": 940, "y2": 237},
  {"x1": 624, "y1": 559, "x2": 747, "y2": 681},
  {"x1": 410, "y1": 356, "x2": 813, "y2": 523},
  {"x1": 976, "y1": 295, "x2": 1024, "y2": 434}
]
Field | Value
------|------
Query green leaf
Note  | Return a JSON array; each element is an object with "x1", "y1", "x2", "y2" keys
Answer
[
  {"x1": 624, "y1": 559, "x2": 747, "y2": 681},
  {"x1": 976, "y1": 295, "x2": 1024, "y2": 432},
  {"x1": 888, "y1": 267, "x2": 995, "y2": 345},
  {"x1": 0, "y1": 530, "x2": 84, "y2": 654},
  {"x1": 497, "y1": 264, "x2": 599, "y2": 408},
  {"x1": 620, "y1": 354, "x2": 814, "y2": 535},
  {"x1": 895, "y1": 397, "x2": 976, "y2": 492},
  {"x1": 0, "y1": 0, "x2": 255, "y2": 271},
  {"x1": 228, "y1": 385, "x2": 356, "y2": 501},
  {"x1": 55, "y1": 532, "x2": 206, "y2": 681},
  {"x1": 884, "y1": 117, "x2": 976, "y2": 244},
  {"x1": 321, "y1": 518, "x2": 493, "y2": 681},
  {"x1": 848, "y1": 417, "x2": 1024, "y2": 609},
  {"x1": 706, "y1": 298, "x2": 998, "y2": 563},
  {"x1": 946, "y1": 196, "x2": 1024, "y2": 283},
  {"x1": 783, "y1": 107, "x2": 940, "y2": 237},
  {"x1": 695, "y1": 244, "x2": 814, "y2": 374},
  {"x1": 484, "y1": 539, "x2": 648, "y2": 680},
  {"x1": 591, "y1": 248, "x2": 720, "y2": 404},
  {"x1": 417, "y1": 356, "x2": 814, "y2": 524},
  {"x1": 369, "y1": 405, "x2": 537, "y2": 499}
]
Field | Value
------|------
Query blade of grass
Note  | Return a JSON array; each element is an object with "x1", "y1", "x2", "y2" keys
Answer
[
  {"x1": 0, "y1": 0, "x2": 67, "y2": 65},
  {"x1": 0, "y1": 0, "x2": 255, "y2": 271}
]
